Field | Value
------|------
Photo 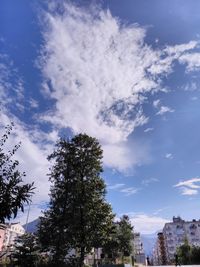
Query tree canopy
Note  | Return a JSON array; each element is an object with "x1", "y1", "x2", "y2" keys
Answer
[
  {"x1": 12, "y1": 233, "x2": 40, "y2": 267},
  {"x1": 177, "y1": 239, "x2": 200, "y2": 265},
  {"x1": 102, "y1": 215, "x2": 133, "y2": 264},
  {"x1": 38, "y1": 134, "x2": 114, "y2": 267},
  {"x1": 0, "y1": 124, "x2": 34, "y2": 223}
]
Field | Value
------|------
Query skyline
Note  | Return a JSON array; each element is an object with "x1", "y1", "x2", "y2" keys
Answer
[{"x1": 1, "y1": 0, "x2": 200, "y2": 234}]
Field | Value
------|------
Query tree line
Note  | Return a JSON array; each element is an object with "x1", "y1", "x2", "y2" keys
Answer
[
  {"x1": 0, "y1": 125, "x2": 133, "y2": 267},
  {"x1": 176, "y1": 239, "x2": 200, "y2": 265}
]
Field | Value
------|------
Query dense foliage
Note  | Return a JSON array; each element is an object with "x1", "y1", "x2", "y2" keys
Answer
[
  {"x1": 177, "y1": 239, "x2": 200, "y2": 265},
  {"x1": 38, "y1": 134, "x2": 114, "y2": 267},
  {"x1": 12, "y1": 233, "x2": 40, "y2": 267},
  {"x1": 102, "y1": 215, "x2": 133, "y2": 264},
  {"x1": 0, "y1": 124, "x2": 34, "y2": 223}
]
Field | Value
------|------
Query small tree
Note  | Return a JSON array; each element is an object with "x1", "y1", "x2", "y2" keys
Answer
[
  {"x1": 177, "y1": 238, "x2": 191, "y2": 265},
  {"x1": 0, "y1": 124, "x2": 34, "y2": 223},
  {"x1": 12, "y1": 233, "x2": 40, "y2": 267},
  {"x1": 38, "y1": 134, "x2": 114, "y2": 267},
  {"x1": 117, "y1": 215, "x2": 133, "y2": 261}
]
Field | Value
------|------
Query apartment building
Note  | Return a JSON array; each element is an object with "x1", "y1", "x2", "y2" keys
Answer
[
  {"x1": 0, "y1": 223, "x2": 25, "y2": 252},
  {"x1": 163, "y1": 216, "x2": 200, "y2": 262},
  {"x1": 0, "y1": 224, "x2": 7, "y2": 251},
  {"x1": 132, "y1": 232, "x2": 146, "y2": 264},
  {"x1": 153, "y1": 216, "x2": 200, "y2": 264}
]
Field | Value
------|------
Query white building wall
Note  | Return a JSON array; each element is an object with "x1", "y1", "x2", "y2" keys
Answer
[
  {"x1": 163, "y1": 217, "x2": 200, "y2": 262},
  {"x1": 3, "y1": 223, "x2": 25, "y2": 250}
]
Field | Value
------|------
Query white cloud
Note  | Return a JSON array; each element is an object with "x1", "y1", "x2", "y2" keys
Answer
[
  {"x1": 120, "y1": 187, "x2": 138, "y2": 196},
  {"x1": 165, "y1": 153, "x2": 173, "y2": 160},
  {"x1": 179, "y1": 53, "x2": 200, "y2": 71},
  {"x1": 127, "y1": 213, "x2": 169, "y2": 234},
  {"x1": 153, "y1": 206, "x2": 170, "y2": 215},
  {"x1": 38, "y1": 2, "x2": 198, "y2": 171},
  {"x1": 183, "y1": 82, "x2": 198, "y2": 91},
  {"x1": 156, "y1": 106, "x2": 174, "y2": 116},
  {"x1": 153, "y1": 99, "x2": 161, "y2": 108},
  {"x1": 108, "y1": 183, "x2": 138, "y2": 196},
  {"x1": 107, "y1": 183, "x2": 125, "y2": 190},
  {"x1": 0, "y1": 54, "x2": 25, "y2": 110},
  {"x1": 29, "y1": 98, "x2": 39, "y2": 109},
  {"x1": 144, "y1": 127, "x2": 154, "y2": 133},
  {"x1": 181, "y1": 188, "x2": 198, "y2": 196},
  {"x1": 153, "y1": 99, "x2": 174, "y2": 116},
  {"x1": 165, "y1": 41, "x2": 198, "y2": 55},
  {"x1": 103, "y1": 141, "x2": 150, "y2": 171},
  {"x1": 174, "y1": 177, "x2": 200, "y2": 196}
]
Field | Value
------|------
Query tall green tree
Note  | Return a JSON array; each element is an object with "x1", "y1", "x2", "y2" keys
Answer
[
  {"x1": 102, "y1": 215, "x2": 133, "y2": 264},
  {"x1": 0, "y1": 124, "x2": 34, "y2": 223},
  {"x1": 117, "y1": 215, "x2": 133, "y2": 260},
  {"x1": 38, "y1": 134, "x2": 114, "y2": 267}
]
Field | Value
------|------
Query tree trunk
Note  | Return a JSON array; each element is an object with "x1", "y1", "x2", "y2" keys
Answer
[{"x1": 80, "y1": 246, "x2": 85, "y2": 267}]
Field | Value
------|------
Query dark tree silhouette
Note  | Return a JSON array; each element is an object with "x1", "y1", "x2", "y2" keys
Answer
[
  {"x1": 38, "y1": 134, "x2": 114, "y2": 267},
  {"x1": 0, "y1": 123, "x2": 34, "y2": 223}
]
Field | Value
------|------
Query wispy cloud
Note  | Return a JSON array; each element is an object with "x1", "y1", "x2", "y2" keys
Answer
[
  {"x1": 165, "y1": 153, "x2": 173, "y2": 160},
  {"x1": 156, "y1": 106, "x2": 174, "y2": 116},
  {"x1": 142, "y1": 178, "x2": 159, "y2": 186},
  {"x1": 174, "y1": 177, "x2": 200, "y2": 195},
  {"x1": 38, "y1": 2, "x2": 198, "y2": 171},
  {"x1": 120, "y1": 187, "x2": 138, "y2": 196},
  {"x1": 153, "y1": 99, "x2": 174, "y2": 116},
  {"x1": 183, "y1": 82, "x2": 198, "y2": 91},
  {"x1": 153, "y1": 206, "x2": 170, "y2": 215},
  {"x1": 144, "y1": 127, "x2": 154, "y2": 133},
  {"x1": 107, "y1": 183, "x2": 125, "y2": 190},
  {"x1": 108, "y1": 183, "x2": 138, "y2": 196},
  {"x1": 179, "y1": 53, "x2": 200, "y2": 71}
]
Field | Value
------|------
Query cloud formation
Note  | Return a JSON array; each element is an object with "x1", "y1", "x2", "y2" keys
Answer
[
  {"x1": 153, "y1": 99, "x2": 174, "y2": 116},
  {"x1": 165, "y1": 153, "x2": 173, "y2": 160},
  {"x1": 174, "y1": 177, "x2": 200, "y2": 195},
  {"x1": 38, "y1": 2, "x2": 199, "y2": 170},
  {"x1": 108, "y1": 183, "x2": 138, "y2": 196}
]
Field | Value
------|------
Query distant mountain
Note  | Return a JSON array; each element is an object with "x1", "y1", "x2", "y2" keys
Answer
[
  {"x1": 141, "y1": 233, "x2": 157, "y2": 256},
  {"x1": 23, "y1": 218, "x2": 40, "y2": 233}
]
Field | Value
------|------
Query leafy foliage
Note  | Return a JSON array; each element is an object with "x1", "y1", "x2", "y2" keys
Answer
[
  {"x1": 12, "y1": 233, "x2": 40, "y2": 267},
  {"x1": 190, "y1": 246, "x2": 200, "y2": 264},
  {"x1": 102, "y1": 215, "x2": 133, "y2": 263},
  {"x1": 177, "y1": 239, "x2": 200, "y2": 265},
  {"x1": 38, "y1": 134, "x2": 114, "y2": 267},
  {"x1": 0, "y1": 124, "x2": 34, "y2": 223}
]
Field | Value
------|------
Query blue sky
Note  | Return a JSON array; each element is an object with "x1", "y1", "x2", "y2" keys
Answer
[{"x1": 1, "y1": 0, "x2": 200, "y2": 234}]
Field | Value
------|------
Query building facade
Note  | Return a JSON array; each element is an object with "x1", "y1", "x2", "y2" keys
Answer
[
  {"x1": 163, "y1": 216, "x2": 200, "y2": 262},
  {"x1": 153, "y1": 216, "x2": 200, "y2": 265},
  {"x1": 132, "y1": 232, "x2": 146, "y2": 264},
  {"x1": 0, "y1": 224, "x2": 7, "y2": 251},
  {"x1": 0, "y1": 223, "x2": 25, "y2": 252}
]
